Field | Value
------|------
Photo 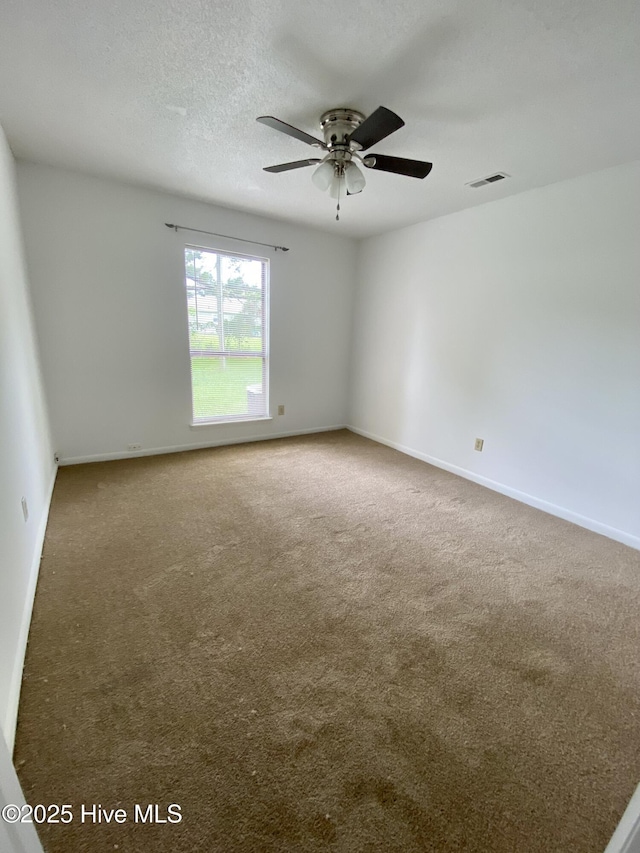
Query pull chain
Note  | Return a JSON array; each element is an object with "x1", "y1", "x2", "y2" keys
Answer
[{"x1": 336, "y1": 172, "x2": 341, "y2": 221}]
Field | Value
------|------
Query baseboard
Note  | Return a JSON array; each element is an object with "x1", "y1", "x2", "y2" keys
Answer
[
  {"x1": 4, "y1": 464, "x2": 58, "y2": 754},
  {"x1": 347, "y1": 425, "x2": 640, "y2": 552},
  {"x1": 604, "y1": 783, "x2": 640, "y2": 853},
  {"x1": 58, "y1": 425, "x2": 347, "y2": 466}
]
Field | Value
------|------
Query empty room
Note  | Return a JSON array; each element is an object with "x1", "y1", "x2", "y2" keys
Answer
[{"x1": 1, "y1": 0, "x2": 639, "y2": 851}]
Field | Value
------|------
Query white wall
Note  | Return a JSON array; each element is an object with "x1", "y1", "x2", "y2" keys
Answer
[
  {"x1": 0, "y1": 733, "x2": 45, "y2": 852},
  {"x1": 16, "y1": 163, "x2": 357, "y2": 462},
  {"x1": 0, "y1": 126, "x2": 55, "y2": 749},
  {"x1": 349, "y1": 161, "x2": 640, "y2": 547}
]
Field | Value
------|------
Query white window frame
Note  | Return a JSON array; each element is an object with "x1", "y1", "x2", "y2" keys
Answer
[{"x1": 184, "y1": 244, "x2": 270, "y2": 426}]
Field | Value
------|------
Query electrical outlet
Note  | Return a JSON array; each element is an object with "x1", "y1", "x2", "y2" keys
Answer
[
  {"x1": 474, "y1": 438, "x2": 484, "y2": 452},
  {"x1": 54, "y1": 451, "x2": 60, "y2": 464},
  {"x1": 127, "y1": 443, "x2": 142, "y2": 451},
  {"x1": 21, "y1": 497, "x2": 29, "y2": 522},
  {"x1": 277, "y1": 405, "x2": 285, "y2": 416}
]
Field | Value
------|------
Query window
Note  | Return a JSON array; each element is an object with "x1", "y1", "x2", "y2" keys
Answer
[{"x1": 184, "y1": 247, "x2": 269, "y2": 423}]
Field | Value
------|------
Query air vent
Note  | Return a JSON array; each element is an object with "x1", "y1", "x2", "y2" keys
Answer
[{"x1": 466, "y1": 172, "x2": 510, "y2": 189}]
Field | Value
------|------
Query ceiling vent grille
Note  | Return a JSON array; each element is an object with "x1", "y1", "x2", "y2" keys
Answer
[{"x1": 466, "y1": 172, "x2": 510, "y2": 188}]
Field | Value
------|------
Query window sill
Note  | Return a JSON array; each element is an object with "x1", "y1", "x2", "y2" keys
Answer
[{"x1": 189, "y1": 416, "x2": 273, "y2": 429}]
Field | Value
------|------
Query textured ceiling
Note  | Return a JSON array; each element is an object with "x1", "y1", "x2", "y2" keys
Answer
[{"x1": 1, "y1": 0, "x2": 639, "y2": 237}]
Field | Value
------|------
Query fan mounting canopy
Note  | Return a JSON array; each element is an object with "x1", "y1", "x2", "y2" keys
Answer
[{"x1": 319, "y1": 108, "x2": 366, "y2": 148}]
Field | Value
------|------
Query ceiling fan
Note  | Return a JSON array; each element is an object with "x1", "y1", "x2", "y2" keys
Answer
[{"x1": 256, "y1": 106, "x2": 432, "y2": 219}]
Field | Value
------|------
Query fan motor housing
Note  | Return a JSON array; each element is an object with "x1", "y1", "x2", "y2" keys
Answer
[{"x1": 320, "y1": 108, "x2": 365, "y2": 151}]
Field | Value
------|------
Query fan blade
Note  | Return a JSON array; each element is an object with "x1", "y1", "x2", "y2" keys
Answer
[
  {"x1": 263, "y1": 159, "x2": 322, "y2": 173},
  {"x1": 348, "y1": 106, "x2": 404, "y2": 151},
  {"x1": 364, "y1": 154, "x2": 433, "y2": 179},
  {"x1": 257, "y1": 116, "x2": 325, "y2": 148}
]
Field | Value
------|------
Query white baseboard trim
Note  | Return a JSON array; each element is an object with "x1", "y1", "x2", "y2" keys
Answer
[
  {"x1": 4, "y1": 464, "x2": 58, "y2": 754},
  {"x1": 347, "y1": 425, "x2": 640, "y2": 551},
  {"x1": 604, "y1": 783, "x2": 640, "y2": 853},
  {"x1": 58, "y1": 425, "x2": 347, "y2": 466}
]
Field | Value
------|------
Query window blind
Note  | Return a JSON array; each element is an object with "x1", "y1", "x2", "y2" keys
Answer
[{"x1": 184, "y1": 247, "x2": 269, "y2": 423}]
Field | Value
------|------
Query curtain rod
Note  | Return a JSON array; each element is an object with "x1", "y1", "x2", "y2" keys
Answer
[{"x1": 165, "y1": 223, "x2": 289, "y2": 252}]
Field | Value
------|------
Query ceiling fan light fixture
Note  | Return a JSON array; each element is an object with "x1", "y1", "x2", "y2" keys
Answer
[
  {"x1": 344, "y1": 161, "x2": 366, "y2": 194},
  {"x1": 328, "y1": 172, "x2": 344, "y2": 199},
  {"x1": 311, "y1": 159, "x2": 335, "y2": 192}
]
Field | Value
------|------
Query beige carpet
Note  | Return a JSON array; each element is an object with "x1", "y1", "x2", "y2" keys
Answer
[{"x1": 15, "y1": 430, "x2": 640, "y2": 852}]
